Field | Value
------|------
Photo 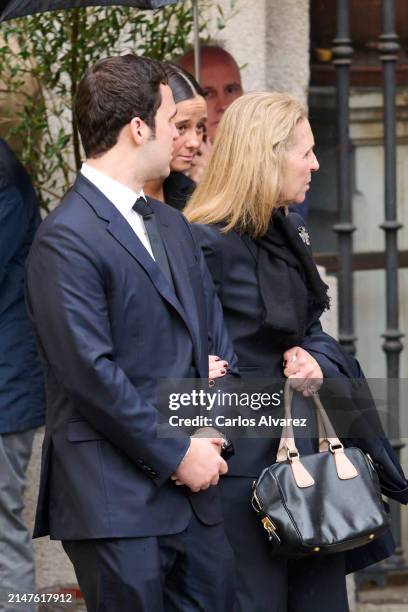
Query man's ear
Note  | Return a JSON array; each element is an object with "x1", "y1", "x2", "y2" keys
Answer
[{"x1": 129, "y1": 116, "x2": 149, "y2": 145}]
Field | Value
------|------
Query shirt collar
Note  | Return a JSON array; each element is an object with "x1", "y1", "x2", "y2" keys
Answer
[{"x1": 81, "y1": 163, "x2": 146, "y2": 216}]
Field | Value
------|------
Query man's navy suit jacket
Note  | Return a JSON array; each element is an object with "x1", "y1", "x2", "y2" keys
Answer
[
  {"x1": 0, "y1": 139, "x2": 44, "y2": 434},
  {"x1": 26, "y1": 174, "x2": 236, "y2": 541}
]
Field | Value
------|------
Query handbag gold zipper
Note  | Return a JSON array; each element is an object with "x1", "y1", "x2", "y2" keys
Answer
[
  {"x1": 261, "y1": 516, "x2": 278, "y2": 536},
  {"x1": 252, "y1": 485, "x2": 279, "y2": 540}
]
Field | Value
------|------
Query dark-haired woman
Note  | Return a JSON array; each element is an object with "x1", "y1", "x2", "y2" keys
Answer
[
  {"x1": 145, "y1": 62, "x2": 228, "y2": 381},
  {"x1": 145, "y1": 63, "x2": 207, "y2": 210}
]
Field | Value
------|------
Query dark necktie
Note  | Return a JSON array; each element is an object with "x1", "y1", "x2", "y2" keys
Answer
[{"x1": 132, "y1": 197, "x2": 174, "y2": 288}]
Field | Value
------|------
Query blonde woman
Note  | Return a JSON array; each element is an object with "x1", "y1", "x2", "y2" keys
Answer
[{"x1": 185, "y1": 92, "x2": 406, "y2": 611}]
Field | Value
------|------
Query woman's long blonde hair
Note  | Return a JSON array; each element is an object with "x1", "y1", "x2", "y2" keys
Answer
[{"x1": 184, "y1": 91, "x2": 307, "y2": 238}]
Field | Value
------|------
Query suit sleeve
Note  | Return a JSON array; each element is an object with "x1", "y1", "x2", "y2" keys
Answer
[
  {"x1": 0, "y1": 179, "x2": 27, "y2": 285},
  {"x1": 26, "y1": 223, "x2": 189, "y2": 487}
]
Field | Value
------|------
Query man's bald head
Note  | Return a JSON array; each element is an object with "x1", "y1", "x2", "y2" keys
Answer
[{"x1": 179, "y1": 46, "x2": 243, "y2": 141}]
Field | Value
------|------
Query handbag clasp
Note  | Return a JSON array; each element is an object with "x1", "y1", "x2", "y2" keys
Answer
[
  {"x1": 329, "y1": 442, "x2": 344, "y2": 453},
  {"x1": 261, "y1": 516, "x2": 280, "y2": 544}
]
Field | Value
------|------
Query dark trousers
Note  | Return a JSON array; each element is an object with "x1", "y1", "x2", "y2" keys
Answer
[
  {"x1": 0, "y1": 429, "x2": 36, "y2": 612},
  {"x1": 221, "y1": 477, "x2": 350, "y2": 612},
  {"x1": 62, "y1": 512, "x2": 235, "y2": 612}
]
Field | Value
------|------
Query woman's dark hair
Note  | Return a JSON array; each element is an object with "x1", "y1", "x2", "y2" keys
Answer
[
  {"x1": 163, "y1": 63, "x2": 205, "y2": 104},
  {"x1": 75, "y1": 54, "x2": 167, "y2": 158}
]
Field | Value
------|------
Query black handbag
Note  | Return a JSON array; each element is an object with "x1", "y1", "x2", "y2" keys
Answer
[{"x1": 251, "y1": 381, "x2": 391, "y2": 558}]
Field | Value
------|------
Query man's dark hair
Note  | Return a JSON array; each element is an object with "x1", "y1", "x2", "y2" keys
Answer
[
  {"x1": 163, "y1": 63, "x2": 205, "y2": 104},
  {"x1": 75, "y1": 54, "x2": 168, "y2": 158}
]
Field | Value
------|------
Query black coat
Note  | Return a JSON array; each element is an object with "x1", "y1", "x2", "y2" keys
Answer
[
  {"x1": 0, "y1": 139, "x2": 44, "y2": 433},
  {"x1": 163, "y1": 171, "x2": 196, "y2": 211},
  {"x1": 193, "y1": 214, "x2": 408, "y2": 574}
]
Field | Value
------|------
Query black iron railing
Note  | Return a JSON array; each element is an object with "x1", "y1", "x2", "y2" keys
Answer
[
  {"x1": 379, "y1": 0, "x2": 405, "y2": 571},
  {"x1": 332, "y1": 0, "x2": 356, "y2": 356},
  {"x1": 331, "y1": 0, "x2": 405, "y2": 579}
]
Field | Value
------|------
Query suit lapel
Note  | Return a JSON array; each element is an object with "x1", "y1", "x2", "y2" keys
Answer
[
  {"x1": 73, "y1": 175, "x2": 197, "y2": 344},
  {"x1": 153, "y1": 205, "x2": 202, "y2": 365}
]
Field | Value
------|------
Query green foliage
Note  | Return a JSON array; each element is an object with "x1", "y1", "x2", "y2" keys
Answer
[{"x1": 0, "y1": 1, "x2": 235, "y2": 210}]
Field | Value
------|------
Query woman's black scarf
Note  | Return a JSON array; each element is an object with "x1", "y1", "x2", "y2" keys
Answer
[
  {"x1": 256, "y1": 208, "x2": 330, "y2": 350},
  {"x1": 163, "y1": 171, "x2": 196, "y2": 211}
]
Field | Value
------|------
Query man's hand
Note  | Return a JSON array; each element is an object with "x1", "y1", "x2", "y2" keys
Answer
[
  {"x1": 209, "y1": 354, "x2": 228, "y2": 380},
  {"x1": 283, "y1": 346, "x2": 323, "y2": 397},
  {"x1": 187, "y1": 140, "x2": 213, "y2": 184},
  {"x1": 171, "y1": 437, "x2": 228, "y2": 492}
]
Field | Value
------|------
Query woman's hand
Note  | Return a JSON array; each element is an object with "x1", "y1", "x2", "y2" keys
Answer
[
  {"x1": 283, "y1": 346, "x2": 323, "y2": 397},
  {"x1": 209, "y1": 355, "x2": 228, "y2": 380},
  {"x1": 187, "y1": 140, "x2": 213, "y2": 184}
]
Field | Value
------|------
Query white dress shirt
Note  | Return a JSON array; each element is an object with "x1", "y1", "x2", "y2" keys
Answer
[{"x1": 80, "y1": 163, "x2": 155, "y2": 259}]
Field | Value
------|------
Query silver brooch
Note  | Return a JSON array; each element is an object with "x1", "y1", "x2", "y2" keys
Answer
[{"x1": 298, "y1": 226, "x2": 310, "y2": 246}]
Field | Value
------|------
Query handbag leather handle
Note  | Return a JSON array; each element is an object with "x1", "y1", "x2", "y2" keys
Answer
[
  {"x1": 276, "y1": 381, "x2": 300, "y2": 461},
  {"x1": 276, "y1": 382, "x2": 315, "y2": 487},
  {"x1": 313, "y1": 391, "x2": 341, "y2": 450},
  {"x1": 276, "y1": 380, "x2": 358, "y2": 483},
  {"x1": 313, "y1": 392, "x2": 358, "y2": 479}
]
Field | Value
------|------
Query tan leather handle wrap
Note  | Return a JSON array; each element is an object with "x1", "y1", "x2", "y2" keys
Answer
[
  {"x1": 276, "y1": 381, "x2": 315, "y2": 487},
  {"x1": 276, "y1": 381, "x2": 358, "y2": 481},
  {"x1": 276, "y1": 381, "x2": 298, "y2": 462},
  {"x1": 313, "y1": 392, "x2": 357, "y2": 478},
  {"x1": 277, "y1": 380, "x2": 343, "y2": 462}
]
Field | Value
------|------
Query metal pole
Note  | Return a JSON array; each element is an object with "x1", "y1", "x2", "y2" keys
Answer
[
  {"x1": 332, "y1": 0, "x2": 356, "y2": 355},
  {"x1": 379, "y1": 0, "x2": 405, "y2": 569},
  {"x1": 193, "y1": 0, "x2": 200, "y2": 82}
]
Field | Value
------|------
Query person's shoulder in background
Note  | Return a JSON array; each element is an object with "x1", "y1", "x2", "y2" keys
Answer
[{"x1": 0, "y1": 138, "x2": 41, "y2": 222}]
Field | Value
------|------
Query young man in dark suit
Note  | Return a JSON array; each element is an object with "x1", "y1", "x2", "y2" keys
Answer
[{"x1": 25, "y1": 55, "x2": 236, "y2": 612}]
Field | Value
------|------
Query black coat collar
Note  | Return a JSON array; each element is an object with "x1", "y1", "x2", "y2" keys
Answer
[{"x1": 163, "y1": 171, "x2": 196, "y2": 211}]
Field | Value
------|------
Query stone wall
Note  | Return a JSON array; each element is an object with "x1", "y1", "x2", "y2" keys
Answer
[
  {"x1": 209, "y1": 0, "x2": 310, "y2": 104},
  {"x1": 264, "y1": 0, "x2": 310, "y2": 103}
]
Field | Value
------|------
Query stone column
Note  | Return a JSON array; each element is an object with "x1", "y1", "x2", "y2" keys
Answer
[
  {"x1": 265, "y1": 0, "x2": 310, "y2": 103},
  {"x1": 210, "y1": 0, "x2": 310, "y2": 103}
]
